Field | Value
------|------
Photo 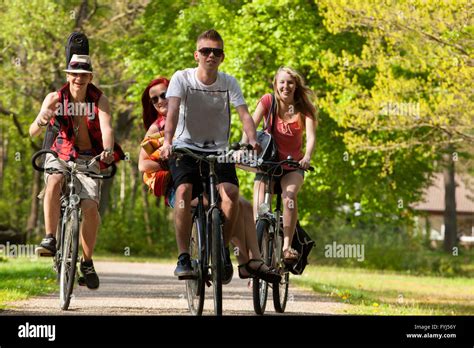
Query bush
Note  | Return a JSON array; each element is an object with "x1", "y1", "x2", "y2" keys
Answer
[{"x1": 305, "y1": 216, "x2": 472, "y2": 277}]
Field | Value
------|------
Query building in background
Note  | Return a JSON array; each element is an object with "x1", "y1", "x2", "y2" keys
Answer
[{"x1": 412, "y1": 173, "x2": 474, "y2": 248}]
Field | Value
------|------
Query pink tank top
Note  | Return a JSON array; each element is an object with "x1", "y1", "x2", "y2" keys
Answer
[{"x1": 259, "y1": 94, "x2": 305, "y2": 169}]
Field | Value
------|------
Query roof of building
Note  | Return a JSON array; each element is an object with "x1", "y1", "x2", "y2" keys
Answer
[{"x1": 412, "y1": 173, "x2": 474, "y2": 213}]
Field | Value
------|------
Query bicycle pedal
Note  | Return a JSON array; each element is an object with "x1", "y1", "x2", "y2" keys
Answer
[
  {"x1": 205, "y1": 279, "x2": 212, "y2": 287},
  {"x1": 78, "y1": 276, "x2": 86, "y2": 286},
  {"x1": 35, "y1": 246, "x2": 55, "y2": 257}
]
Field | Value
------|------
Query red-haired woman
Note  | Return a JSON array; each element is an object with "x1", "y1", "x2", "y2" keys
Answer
[{"x1": 138, "y1": 77, "x2": 170, "y2": 174}]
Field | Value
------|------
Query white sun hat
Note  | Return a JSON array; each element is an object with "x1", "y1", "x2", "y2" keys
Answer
[{"x1": 64, "y1": 54, "x2": 93, "y2": 74}]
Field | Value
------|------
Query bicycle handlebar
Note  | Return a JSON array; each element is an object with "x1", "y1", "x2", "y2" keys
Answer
[
  {"x1": 258, "y1": 158, "x2": 315, "y2": 172},
  {"x1": 31, "y1": 150, "x2": 117, "y2": 179},
  {"x1": 171, "y1": 143, "x2": 253, "y2": 164}
]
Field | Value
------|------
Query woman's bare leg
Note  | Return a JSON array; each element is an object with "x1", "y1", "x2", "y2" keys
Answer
[{"x1": 280, "y1": 171, "x2": 304, "y2": 252}]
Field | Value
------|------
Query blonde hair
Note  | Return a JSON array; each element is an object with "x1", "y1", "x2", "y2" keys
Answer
[{"x1": 272, "y1": 66, "x2": 317, "y2": 127}]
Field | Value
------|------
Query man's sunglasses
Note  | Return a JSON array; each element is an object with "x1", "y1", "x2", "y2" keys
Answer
[
  {"x1": 198, "y1": 47, "x2": 224, "y2": 57},
  {"x1": 150, "y1": 92, "x2": 167, "y2": 105}
]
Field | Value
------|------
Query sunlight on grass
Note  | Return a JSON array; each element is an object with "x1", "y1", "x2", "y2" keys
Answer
[
  {"x1": 293, "y1": 265, "x2": 474, "y2": 315},
  {"x1": 0, "y1": 257, "x2": 57, "y2": 308}
]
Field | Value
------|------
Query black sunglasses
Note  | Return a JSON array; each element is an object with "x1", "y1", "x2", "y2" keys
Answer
[
  {"x1": 150, "y1": 92, "x2": 167, "y2": 105},
  {"x1": 198, "y1": 47, "x2": 224, "y2": 57}
]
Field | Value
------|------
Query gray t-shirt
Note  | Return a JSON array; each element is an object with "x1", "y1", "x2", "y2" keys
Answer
[{"x1": 167, "y1": 68, "x2": 246, "y2": 152}]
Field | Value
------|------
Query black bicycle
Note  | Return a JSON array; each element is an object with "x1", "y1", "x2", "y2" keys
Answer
[
  {"x1": 252, "y1": 157, "x2": 313, "y2": 315},
  {"x1": 32, "y1": 149, "x2": 116, "y2": 310},
  {"x1": 172, "y1": 144, "x2": 249, "y2": 316}
]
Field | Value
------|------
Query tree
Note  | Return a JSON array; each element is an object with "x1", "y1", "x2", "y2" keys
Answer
[{"x1": 316, "y1": 0, "x2": 474, "y2": 250}]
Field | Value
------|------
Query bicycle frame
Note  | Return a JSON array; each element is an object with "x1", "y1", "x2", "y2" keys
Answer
[{"x1": 258, "y1": 172, "x2": 284, "y2": 270}]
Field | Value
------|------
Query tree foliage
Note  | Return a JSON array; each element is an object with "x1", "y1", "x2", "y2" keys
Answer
[{"x1": 0, "y1": 0, "x2": 472, "y2": 258}]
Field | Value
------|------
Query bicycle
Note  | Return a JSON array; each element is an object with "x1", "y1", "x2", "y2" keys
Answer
[
  {"x1": 172, "y1": 144, "x2": 249, "y2": 316},
  {"x1": 251, "y1": 157, "x2": 313, "y2": 315},
  {"x1": 32, "y1": 149, "x2": 116, "y2": 310}
]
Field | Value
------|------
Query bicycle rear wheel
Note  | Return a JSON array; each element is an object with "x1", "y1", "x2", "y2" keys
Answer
[
  {"x1": 211, "y1": 209, "x2": 223, "y2": 316},
  {"x1": 185, "y1": 214, "x2": 206, "y2": 315},
  {"x1": 253, "y1": 219, "x2": 271, "y2": 315},
  {"x1": 59, "y1": 208, "x2": 79, "y2": 310}
]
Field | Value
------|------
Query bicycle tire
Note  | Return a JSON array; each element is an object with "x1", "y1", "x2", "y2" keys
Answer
[
  {"x1": 253, "y1": 219, "x2": 271, "y2": 315},
  {"x1": 272, "y1": 228, "x2": 289, "y2": 313},
  {"x1": 211, "y1": 208, "x2": 223, "y2": 316},
  {"x1": 185, "y1": 214, "x2": 206, "y2": 315},
  {"x1": 59, "y1": 208, "x2": 79, "y2": 310},
  {"x1": 54, "y1": 214, "x2": 66, "y2": 283}
]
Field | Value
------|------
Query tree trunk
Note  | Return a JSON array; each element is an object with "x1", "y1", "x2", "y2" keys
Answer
[
  {"x1": 129, "y1": 160, "x2": 138, "y2": 213},
  {"x1": 99, "y1": 178, "x2": 113, "y2": 217},
  {"x1": 141, "y1": 185, "x2": 153, "y2": 246},
  {"x1": 26, "y1": 170, "x2": 42, "y2": 242},
  {"x1": 0, "y1": 125, "x2": 4, "y2": 191},
  {"x1": 443, "y1": 149, "x2": 458, "y2": 253}
]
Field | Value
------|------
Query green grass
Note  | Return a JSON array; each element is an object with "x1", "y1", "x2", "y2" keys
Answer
[
  {"x1": 0, "y1": 257, "x2": 57, "y2": 310},
  {"x1": 293, "y1": 265, "x2": 474, "y2": 315}
]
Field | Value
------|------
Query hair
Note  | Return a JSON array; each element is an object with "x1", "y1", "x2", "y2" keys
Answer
[
  {"x1": 272, "y1": 67, "x2": 317, "y2": 127},
  {"x1": 196, "y1": 29, "x2": 224, "y2": 48},
  {"x1": 141, "y1": 77, "x2": 170, "y2": 130}
]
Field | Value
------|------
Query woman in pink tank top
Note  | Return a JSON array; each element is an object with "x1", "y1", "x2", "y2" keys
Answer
[{"x1": 247, "y1": 67, "x2": 317, "y2": 263}]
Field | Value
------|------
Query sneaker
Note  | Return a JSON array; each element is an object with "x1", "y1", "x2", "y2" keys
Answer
[
  {"x1": 222, "y1": 247, "x2": 233, "y2": 285},
  {"x1": 174, "y1": 253, "x2": 195, "y2": 279},
  {"x1": 79, "y1": 258, "x2": 100, "y2": 290},
  {"x1": 39, "y1": 235, "x2": 57, "y2": 255}
]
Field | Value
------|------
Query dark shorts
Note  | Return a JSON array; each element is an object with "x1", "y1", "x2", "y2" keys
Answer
[{"x1": 169, "y1": 150, "x2": 239, "y2": 199}]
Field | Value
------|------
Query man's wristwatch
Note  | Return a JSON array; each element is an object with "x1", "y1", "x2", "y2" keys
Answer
[{"x1": 104, "y1": 148, "x2": 113, "y2": 155}]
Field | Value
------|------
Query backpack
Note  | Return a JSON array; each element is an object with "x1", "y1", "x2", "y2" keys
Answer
[
  {"x1": 289, "y1": 221, "x2": 315, "y2": 275},
  {"x1": 257, "y1": 94, "x2": 278, "y2": 162}
]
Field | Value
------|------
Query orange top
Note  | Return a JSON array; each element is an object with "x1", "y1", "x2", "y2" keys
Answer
[{"x1": 259, "y1": 93, "x2": 306, "y2": 169}]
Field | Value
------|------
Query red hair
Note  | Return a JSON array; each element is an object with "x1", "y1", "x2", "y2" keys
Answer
[{"x1": 141, "y1": 77, "x2": 170, "y2": 130}]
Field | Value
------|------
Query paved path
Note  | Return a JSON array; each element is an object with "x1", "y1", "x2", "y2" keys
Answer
[{"x1": 2, "y1": 261, "x2": 348, "y2": 316}]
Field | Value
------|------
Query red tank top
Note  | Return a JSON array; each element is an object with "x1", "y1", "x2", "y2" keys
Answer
[{"x1": 259, "y1": 94, "x2": 306, "y2": 169}]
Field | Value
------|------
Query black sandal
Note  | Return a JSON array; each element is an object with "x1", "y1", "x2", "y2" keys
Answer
[
  {"x1": 238, "y1": 264, "x2": 251, "y2": 279},
  {"x1": 240, "y1": 259, "x2": 282, "y2": 283}
]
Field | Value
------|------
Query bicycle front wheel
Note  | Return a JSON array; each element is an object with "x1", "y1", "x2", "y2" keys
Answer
[
  {"x1": 59, "y1": 208, "x2": 79, "y2": 310},
  {"x1": 185, "y1": 214, "x2": 206, "y2": 316},
  {"x1": 272, "y1": 229, "x2": 289, "y2": 313},
  {"x1": 253, "y1": 219, "x2": 271, "y2": 315},
  {"x1": 210, "y1": 208, "x2": 223, "y2": 316}
]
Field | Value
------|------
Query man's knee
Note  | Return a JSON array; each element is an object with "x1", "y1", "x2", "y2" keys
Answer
[
  {"x1": 45, "y1": 174, "x2": 63, "y2": 194},
  {"x1": 81, "y1": 200, "x2": 99, "y2": 215},
  {"x1": 176, "y1": 183, "x2": 192, "y2": 197}
]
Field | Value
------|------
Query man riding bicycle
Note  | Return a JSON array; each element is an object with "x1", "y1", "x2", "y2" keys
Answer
[
  {"x1": 160, "y1": 29, "x2": 261, "y2": 282},
  {"x1": 29, "y1": 54, "x2": 120, "y2": 290}
]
